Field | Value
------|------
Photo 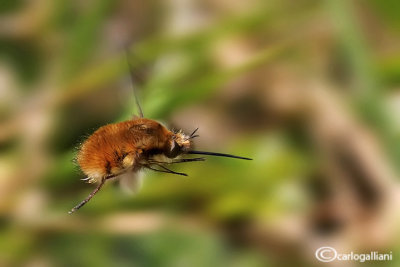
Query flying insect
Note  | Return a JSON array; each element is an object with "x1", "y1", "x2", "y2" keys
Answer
[{"x1": 69, "y1": 52, "x2": 252, "y2": 214}]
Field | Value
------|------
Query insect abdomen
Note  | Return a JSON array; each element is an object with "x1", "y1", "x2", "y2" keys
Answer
[{"x1": 77, "y1": 123, "x2": 138, "y2": 182}]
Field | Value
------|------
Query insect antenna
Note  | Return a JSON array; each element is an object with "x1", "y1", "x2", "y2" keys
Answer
[
  {"x1": 190, "y1": 127, "x2": 199, "y2": 137},
  {"x1": 187, "y1": 150, "x2": 252, "y2": 160},
  {"x1": 125, "y1": 49, "x2": 144, "y2": 118},
  {"x1": 189, "y1": 127, "x2": 200, "y2": 139}
]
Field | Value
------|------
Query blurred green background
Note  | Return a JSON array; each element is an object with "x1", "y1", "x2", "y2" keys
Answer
[{"x1": 1, "y1": 0, "x2": 400, "y2": 266}]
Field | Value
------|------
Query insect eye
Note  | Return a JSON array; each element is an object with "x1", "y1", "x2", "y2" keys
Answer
[{"x1": 167, "y1": 140, "x2": 181, "y2": 158}]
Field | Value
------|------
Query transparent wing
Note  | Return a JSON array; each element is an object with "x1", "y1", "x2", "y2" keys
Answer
[{"x1": 118, "y1": 171, "x2": 143, "y2": 195}]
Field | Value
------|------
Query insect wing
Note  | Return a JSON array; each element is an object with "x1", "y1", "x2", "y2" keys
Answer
[{"x1": 119, "y1": 171, "x2": 143, "y2": 195}]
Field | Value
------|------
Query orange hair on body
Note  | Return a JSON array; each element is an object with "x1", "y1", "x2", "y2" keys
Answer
[{"x1": 77, "y1": 118, "x2": 174, "y2": 183}]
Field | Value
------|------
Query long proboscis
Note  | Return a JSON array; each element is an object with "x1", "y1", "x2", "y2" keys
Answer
[{"x1": 187, "y1": 150, "x2": 252, "y2": 160}]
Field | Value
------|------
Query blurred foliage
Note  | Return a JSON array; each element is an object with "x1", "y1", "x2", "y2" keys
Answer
[{"x1": 1, "y1": 0, "x2": 400, "y2": 266}]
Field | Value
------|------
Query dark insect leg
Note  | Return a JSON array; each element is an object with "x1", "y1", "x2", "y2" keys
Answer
[
  {"x1": 155, "y1": 164, "x2": 189, "y2": 176},
  {"x1": 69, "y1": 178, "x2": 107, "y2": 214},
  {"x1": 145, "y1": 165, "x2": 188, "y2": 176},
  {"x1": 105, "y1": 173, "x2": 119, "y2": 180},
  {"x1": 81, "y1": 173, "x2": 118, "y2": 183}
]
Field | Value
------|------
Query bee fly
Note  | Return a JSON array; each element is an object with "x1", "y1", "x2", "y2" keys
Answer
[{"x1": 69, "y1": 51, "x2": 252, "y2": 214}]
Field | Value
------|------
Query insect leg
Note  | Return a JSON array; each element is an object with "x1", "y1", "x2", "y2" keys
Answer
[
  {"x1": 145, "y1": 165, "x2": 188, "y2": 176},
  {"x1": 154, "y1": 164, "x2": 189, "y2": 176},
  {"x1": 69, "y1": 178, "x2": 106, "y2": 214},
  {"x1": 80, "y1": 173, "x2": 118, "y2": 183},
  {"x1": 105, "y1": 173, "x2": 119, "y2": 180}
]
